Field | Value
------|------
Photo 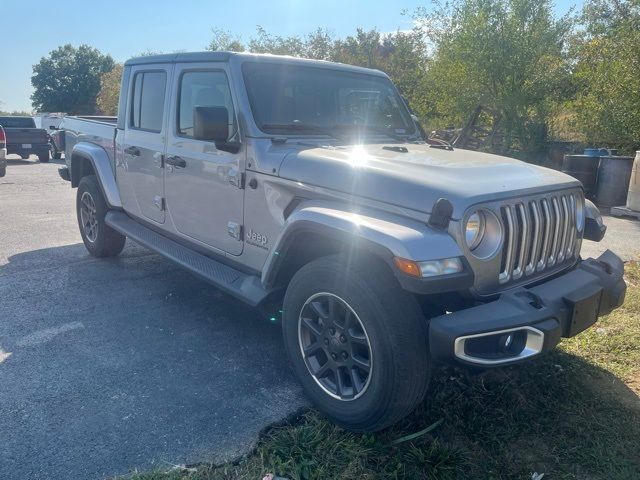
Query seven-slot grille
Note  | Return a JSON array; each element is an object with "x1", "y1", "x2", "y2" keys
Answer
[{"x1": 498, "y1": 192, "x2": 581, "y2": 284}]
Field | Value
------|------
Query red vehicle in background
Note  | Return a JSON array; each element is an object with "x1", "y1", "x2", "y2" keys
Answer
[{"x1": 0, "y1": 125, "x2": 7, "y2": 177}]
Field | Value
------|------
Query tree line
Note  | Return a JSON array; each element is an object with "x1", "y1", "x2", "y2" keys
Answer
[{"x1": 27, "y1": 0, "x2": 640, "y2": 158}]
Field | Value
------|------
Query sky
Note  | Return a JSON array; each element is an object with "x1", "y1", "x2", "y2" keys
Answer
[{"x1": 0, "y1": 0, "x2": 582, "y2": 112}]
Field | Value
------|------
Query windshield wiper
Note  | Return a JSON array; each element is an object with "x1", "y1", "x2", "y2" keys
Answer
[
  {"x1": 333, "y1": 124, "x2": 419, "y2": 143},
  {"x1": 360, "y1": 125, "x2": 421, "y2": 142},
  {"x1": 260, "y1": 123, "x2": 346, "y2": 141},
  {"x1": 260, "y1": 122, "x2": 418, "y2": 143}
]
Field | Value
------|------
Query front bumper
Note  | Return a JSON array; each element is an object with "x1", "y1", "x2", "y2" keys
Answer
[{"x1": 429, "y1": 250, "x2": 626, "y2": 366}]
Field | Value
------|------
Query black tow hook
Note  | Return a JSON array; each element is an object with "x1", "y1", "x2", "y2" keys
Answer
[{"x1": 515, "y1": 290, "x2": 545, "y2": 310}]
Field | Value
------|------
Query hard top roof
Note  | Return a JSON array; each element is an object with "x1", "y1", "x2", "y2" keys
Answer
[{"x1": 124, "y1": 51, "x2": 386, "y2": 77}]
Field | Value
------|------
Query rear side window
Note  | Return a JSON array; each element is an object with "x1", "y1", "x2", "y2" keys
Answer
[
  {"x1": 177, "y1": 71, "x2": 236, "y2": 139},
  {"x1": 130, "y1": 71, "x2": 167, "y2": 132}
]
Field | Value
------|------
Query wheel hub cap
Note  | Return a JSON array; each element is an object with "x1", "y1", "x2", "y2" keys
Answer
[
  {"x1": 298, "y1": 292, "x2": 373, "y2": 401},
  {"x1": 80, "y1": 192, "x2": 98, "y2": 243}
]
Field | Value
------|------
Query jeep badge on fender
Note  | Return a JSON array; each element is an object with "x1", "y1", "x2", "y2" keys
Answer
[{"x1": 246, "y1": 228, "x2": 268, "y2": 248}]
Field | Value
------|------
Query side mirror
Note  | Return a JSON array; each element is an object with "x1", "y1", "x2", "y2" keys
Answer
[
  {"x1": 194, "y1": 106, "x2": 229, "y2": 142},
  {"x1": 49, "y1": 125, "x2": 58, "y2": 130},
  {"x1": 193, "y1": 106, "x2": 241, "y2": 153}
]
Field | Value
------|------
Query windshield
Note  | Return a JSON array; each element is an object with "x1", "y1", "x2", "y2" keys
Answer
[
  {"x1": 0, "y1": 117, "x2": 35, "y2": 128},
  {"x1": 242, "y1": 62, "x2": 417, "y2": 139}
]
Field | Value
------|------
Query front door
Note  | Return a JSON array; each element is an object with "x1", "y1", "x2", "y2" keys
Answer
[
  {"x1": 120, "y1": 65, "x2": 171, "y2": 224},
  {"x1": 164, "y1": 64, "x2": 244, "y2": 255}
]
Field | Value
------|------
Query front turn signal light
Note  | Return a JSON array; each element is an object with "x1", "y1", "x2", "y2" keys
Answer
[{"x1": 393, "y1": 257, "x2": 422, "y2": 277}]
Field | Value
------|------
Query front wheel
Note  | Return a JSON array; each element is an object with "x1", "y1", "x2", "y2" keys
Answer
[
  {"x1": 76, "y1": 175, "x2": 126, "y2": 257},
  {"x1": 38, "y1": 150, "x2": 50, "y2": 163},
  {"x1": 282, "y1": 255, "x2": 431, "y2": 432}
]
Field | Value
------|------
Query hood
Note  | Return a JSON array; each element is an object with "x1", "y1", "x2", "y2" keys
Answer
[{"x1": 278, "y1": 143, "x2": 581, "y2": 218}]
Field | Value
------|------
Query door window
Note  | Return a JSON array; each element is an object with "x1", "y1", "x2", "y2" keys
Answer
[
  {"x1": 177, "y1": 71, "x2": 236, "y2": 139},
  {"x1": 130, "y1": 71, "x2": 167, "y2": 132}
]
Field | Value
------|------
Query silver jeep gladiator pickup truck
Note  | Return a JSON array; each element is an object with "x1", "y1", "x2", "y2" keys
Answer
[{"x1": 59, "y1": 52, "x2": 626, "y2": 432}]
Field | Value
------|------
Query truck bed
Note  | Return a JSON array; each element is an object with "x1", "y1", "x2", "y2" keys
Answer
[{"x1": 62, "y1": 116, "x2": 117, "y2": 169}]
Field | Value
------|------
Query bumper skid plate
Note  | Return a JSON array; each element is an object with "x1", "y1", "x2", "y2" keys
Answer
[{"x1": 429, "y1": 250, "x2": 626, "y2": 366}]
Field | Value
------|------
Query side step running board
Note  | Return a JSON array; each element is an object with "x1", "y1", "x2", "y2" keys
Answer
[{"x1": 105, "y1": 211, "x2": 271, "y2": 306}]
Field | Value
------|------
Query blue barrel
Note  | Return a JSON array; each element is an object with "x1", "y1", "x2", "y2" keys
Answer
[{"x1": 584, "y1": 148, "x2": 609, "y2": 157}]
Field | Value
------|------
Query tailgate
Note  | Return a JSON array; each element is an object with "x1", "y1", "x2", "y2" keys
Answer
[{"x1": 5, "y1": 128, "x2": 48, "y2": 145}]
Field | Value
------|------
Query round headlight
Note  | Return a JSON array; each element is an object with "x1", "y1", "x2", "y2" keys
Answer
[
  {"x1": 465, "y1": 211, "x2": 485, "y2": 250},
  {"x1": 464, "y1": 209, "x2": 503, "y2": 259}
]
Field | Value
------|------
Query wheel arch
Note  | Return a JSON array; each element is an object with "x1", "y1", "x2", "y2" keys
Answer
[
  {"x1": 263, "y1": 220, "x2": 394, "y2": 291},
  {"x1": 70, "y1": 143, "x2": 122, "y2": 209},
  {"x1": 262, "y1": 201, "x2": 464, "y2": 290}
]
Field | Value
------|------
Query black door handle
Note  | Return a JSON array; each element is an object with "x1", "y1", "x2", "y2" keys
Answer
[
  {"x1": 124, "y1": 146, "x2": 140, "y2": 156},
  {"x1": 165, "y1": 155, "x2": 186, "y2": 168}
]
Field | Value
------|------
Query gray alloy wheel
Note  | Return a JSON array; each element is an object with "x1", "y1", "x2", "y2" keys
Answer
[
  {"x1": 282, "y1": 254, "x2": 431, "y2": 431},
  {"x1": 76, "y1": 175, "x2": 126, "y2": 257},
  {"x1": 79, "y1": 191, "x2": 99, "y2": 243},
  {"x1": 298, "y1": 292, "x2": 373, "y2": 401}
]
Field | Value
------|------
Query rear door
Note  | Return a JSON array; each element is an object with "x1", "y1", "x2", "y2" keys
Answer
[
  {"x1": 121, "y1": 65, "x2": 171, "y2": 224},
  {"x1": 164, "y1": 63, "x2": 244, "y2": 255}
]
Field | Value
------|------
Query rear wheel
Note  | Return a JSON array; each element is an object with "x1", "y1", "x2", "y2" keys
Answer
[
  {"x1": 76, "y1": 175, "x2": 126, "y2": 257},
  {"x1": 38, "y1": 150, "x2": 50, "y2": 163},
  {"x1": 282, "y1": 254, "x2": 431, "y2": 432},
  {"x1": 50, "y1": 143, "x2": 62, "y2": 159}
]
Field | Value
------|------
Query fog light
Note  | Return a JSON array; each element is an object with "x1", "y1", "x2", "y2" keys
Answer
[
  {"x1": 499, "y1": 333, "x2": 513, "y2": 352},
  {"x1": 454, "y1": 327, "x2": 545, "y2": 365}
]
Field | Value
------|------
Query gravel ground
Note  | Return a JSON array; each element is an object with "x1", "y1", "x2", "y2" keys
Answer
[{"x1": 0, "y1": 157, "x2": 307, "y2": 480}]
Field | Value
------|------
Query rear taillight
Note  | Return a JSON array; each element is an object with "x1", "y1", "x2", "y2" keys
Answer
[{"x1": 0, "y1": 128, "x2": 5, "y2": 142}]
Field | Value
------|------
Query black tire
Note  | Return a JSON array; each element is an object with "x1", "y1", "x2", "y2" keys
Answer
[
  {"x1": 282, "y1": 254, "x2": 431, "y2": 432},
  {"x1": 76, "y1": 175, "x2": 126, "y2": 257},
  {"x1": 0, "y1": 164, "x2": 5, "y2": 178},
  {"x1": 38, "y1": 150, "x2": 50, "y2": 163},
  {"x1": 53, "y1": 151, "x2": 62, "y2": 160}
]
